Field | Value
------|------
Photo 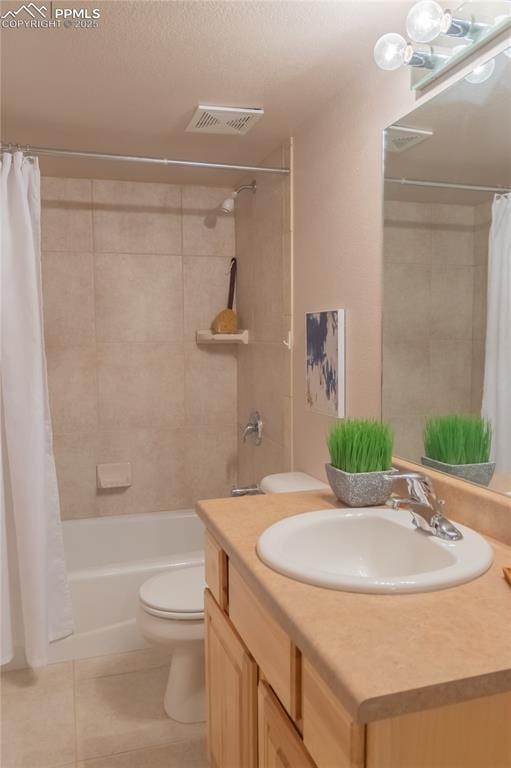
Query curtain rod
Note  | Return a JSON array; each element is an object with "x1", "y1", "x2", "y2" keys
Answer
[
  {"x1": 385, "y1": 177, "x2": 511, "y2": 194},
  {"x1": 0, "y1": 144, "x2": 290, "y2": 175}
]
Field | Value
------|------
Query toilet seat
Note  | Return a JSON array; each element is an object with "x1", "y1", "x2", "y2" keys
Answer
[{"x1": 139, "y1": 562, "x2": 205, "y2": 620}]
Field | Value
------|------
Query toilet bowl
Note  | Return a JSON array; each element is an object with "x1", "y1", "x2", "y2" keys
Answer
[
  {"x1": 137, "y1": 561, "x2": 205, "y2": 723},
  {"x1": 137, "y1": 472, "x2": 326, "y2": 723}
]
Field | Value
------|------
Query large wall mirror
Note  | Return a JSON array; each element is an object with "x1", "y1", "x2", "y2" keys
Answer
[{"x1": 382, "y1": 46, "x2": 511, "y2": 496}]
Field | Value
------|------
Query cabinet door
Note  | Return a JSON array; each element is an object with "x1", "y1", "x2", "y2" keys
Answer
[
  {"x1": 205, "y1": 588, "x2": 258, "y2": 768},
  {"x1": 258, "y1": 681, "x2": 316, "y2": 768}
]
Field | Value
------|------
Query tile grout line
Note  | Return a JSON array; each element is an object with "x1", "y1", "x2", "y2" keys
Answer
[
  {"x1": 75, "y1": 662, "x2": 172, "y2": 683},
  {"x1": 76, "y1": 732, "x2": 207, "y2": 767}
]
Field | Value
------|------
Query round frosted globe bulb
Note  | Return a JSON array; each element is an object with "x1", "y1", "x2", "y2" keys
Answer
[
  {"x1": 373, "y1": 33, "x2": 407, "y2": 71},
  {"x1": 406, "y1": 0, "x2": 445, "y2": 43},
  {"x1": 465, "y1": 58, "x2": 496, "y2": 84}
]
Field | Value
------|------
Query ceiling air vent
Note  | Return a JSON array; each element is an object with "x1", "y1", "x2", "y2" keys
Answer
[
  {"x1": 385, "y1": 125, "x2": 434, "y2": 153},
  {"x1": 186, "y1": 105, "x2": 264, "y2": 135}
]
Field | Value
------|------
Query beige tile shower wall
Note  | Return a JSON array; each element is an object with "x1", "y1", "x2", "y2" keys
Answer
[
  {"x1": 41, "y1": 178, "x2": 237, "y2": 519},
  {"x1": 235, "y1": 143, "x2": 292, "y2": 485},
  {"x1": 382, "y1": 199, "x2": 489, "y2": 462}
]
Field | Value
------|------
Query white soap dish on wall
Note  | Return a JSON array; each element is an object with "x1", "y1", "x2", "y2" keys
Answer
[{"x1": 96, "y1": 462, "x2": 132, "y2": 490}]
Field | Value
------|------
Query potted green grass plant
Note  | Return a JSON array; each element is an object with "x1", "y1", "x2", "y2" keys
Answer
[
  {"x1": 421, "y1": 414, "x2": 494, "y2": 486},
  {"x1": 326, "y1": 419, "x2": 395, "y2": 507}
]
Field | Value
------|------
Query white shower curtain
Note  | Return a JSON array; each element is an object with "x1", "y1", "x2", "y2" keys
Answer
[
  {"x1": 482, "y1": 194, "x2": 511, "y2": 473},
  {"x1": 1, "y1": 151, "x2": 72, "y2": 667}
]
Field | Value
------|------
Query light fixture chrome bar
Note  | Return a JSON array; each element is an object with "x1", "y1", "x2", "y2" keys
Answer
[
  {"x1": 443, "y1": 14, "x2": 474, "y2": 39},
  {"x1": 0, "y1": 143, "x2": 290, "y2": 175},
  {"x1": 404, "y1": 44, "x2": 450, "y2": 69},
  {"x1": 385, "y1": 177, "x2": 511, "y2": 193}
]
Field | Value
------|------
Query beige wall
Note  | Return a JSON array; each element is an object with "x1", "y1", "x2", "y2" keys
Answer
[
  {"x1": 292, "y1": 68, "x2": 415, "y2": 480},
  {"x1": 42, "y1": 177, "x2": 238, "y2": 519},
  {"x1": 382, "y1": 199, "x2": 489, "y2": 462},
  {"x1": 235, "y1": 143, "x2": 293, "y2": 484}
]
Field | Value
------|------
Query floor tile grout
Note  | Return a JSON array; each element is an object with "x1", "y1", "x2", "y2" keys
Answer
[
  {"x1": 75, "y1": 662, "x2": 171, "y2": 683},
  {"x1": 76, "y1": 732, "x2": 206, "y2": 764}
]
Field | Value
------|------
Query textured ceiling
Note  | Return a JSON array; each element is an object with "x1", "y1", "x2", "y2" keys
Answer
[{"x1": 1, "y1": 0, "x2": 413, "y2": 185}]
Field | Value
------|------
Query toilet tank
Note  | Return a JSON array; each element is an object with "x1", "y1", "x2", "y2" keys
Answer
[{"x1": 260, "y1": 472, "x2": 328, "y2": 494}]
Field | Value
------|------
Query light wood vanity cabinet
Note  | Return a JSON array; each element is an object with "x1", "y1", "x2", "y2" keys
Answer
[
  {"x1": 204, "y1": 589, "x2": 257, "y2": 768},
  {"x1": 302, "y1": 659, "x2": 365, "y2": 768},
  {"x1": 258, "y1": 680, "x2": 315, "y2": 768},
  {"x1": 204, "y1": 532, "x2": 511, "y2": 768},
  {"x1": 229, "y1": 563, "x2": 299, "y2": 719}
]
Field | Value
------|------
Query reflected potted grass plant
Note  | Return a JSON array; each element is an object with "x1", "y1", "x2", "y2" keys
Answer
[
  {"x1": 326, "y1": 419, "x2": 395, "y2": 507},
  {"x1": 421, "y1": 414, "x2": 495, "y2": 486}
]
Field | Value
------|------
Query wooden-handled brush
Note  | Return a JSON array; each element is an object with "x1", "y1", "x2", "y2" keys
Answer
[{"x1": 211, "y1": 257, "x2": 239, "y2": 334}]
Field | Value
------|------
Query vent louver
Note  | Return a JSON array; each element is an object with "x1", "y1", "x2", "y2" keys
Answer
[
  {"x1": 186, "y1": 105, "x2": 264, "y2": 135},
  {"x1": 385, "y1": 125, "x2": 434, "y2": 153}
]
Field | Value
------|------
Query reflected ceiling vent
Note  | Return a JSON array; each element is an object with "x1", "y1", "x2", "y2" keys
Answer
[
  {"x1": 385, "y1": 125, "x2": 434, "y2": 153},
  {"x1": 186, "y1": 105, "x2": 264, "y2": 135}
]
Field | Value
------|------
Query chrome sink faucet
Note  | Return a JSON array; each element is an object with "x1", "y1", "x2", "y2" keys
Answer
[{"x1": 384, "y1": 471, "x2": 463, "y2": 541}]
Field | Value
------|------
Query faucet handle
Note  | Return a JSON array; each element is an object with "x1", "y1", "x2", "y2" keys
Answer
[
  {"x1": 256, "y1": 415, "x2": 263, "y2": 441},
  {"x1": 384, "y1": 471, "x2": 436, "y2": 505},
  {"x1": 243, "y1": 411, "x2": 263, "y2": 446},
  {"x1": 384, "y1": 471, "x2": 426, "y2": 483}
]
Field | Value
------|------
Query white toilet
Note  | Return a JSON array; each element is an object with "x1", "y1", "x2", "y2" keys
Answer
[
  {"x1": 259, "y1": 471, "x2": 328, "y2": 495},
  {"x1": 137, "y1": 472, "x2": 327, "y2": 723},
  {"x1": 137, "y1": 561, "x2": 205, "y2": 723}
]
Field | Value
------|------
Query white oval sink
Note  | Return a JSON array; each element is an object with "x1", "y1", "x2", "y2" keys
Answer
[{"x1": 256, "y1": 508, "x2": 494, "y2": 594}]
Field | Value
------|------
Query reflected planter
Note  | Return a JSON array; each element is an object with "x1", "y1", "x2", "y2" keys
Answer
[
  {"x1": 420, "y1": 456, "x2": 496, "y2": 487},
  {"x1": 325, "y1": 464, "x2": 396, "y2": 508}
]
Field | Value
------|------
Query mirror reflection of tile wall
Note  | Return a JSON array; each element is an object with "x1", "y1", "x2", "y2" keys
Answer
[
  {"x1": 382, "y1": 199, "x2": 490, "y2": 461},
  {"x1": 382, "y1": 48, "x2": 511, "y2": 496}
]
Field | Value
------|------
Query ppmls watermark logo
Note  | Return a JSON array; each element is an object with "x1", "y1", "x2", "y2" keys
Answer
[{"x1": 1, "y1": 3, "x2": 101, "y2": 28}]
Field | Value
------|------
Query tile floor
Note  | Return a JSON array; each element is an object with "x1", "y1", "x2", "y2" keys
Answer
[{"x1": 1, "y1": 648, "x2": 207, "y2": 768}]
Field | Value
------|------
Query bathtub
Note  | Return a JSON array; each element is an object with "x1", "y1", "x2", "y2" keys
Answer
[{"x1": 48, "y1": 509, "x2": 204, "y2": 664}]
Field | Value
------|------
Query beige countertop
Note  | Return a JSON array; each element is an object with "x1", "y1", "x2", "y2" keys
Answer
[{"x1": 197, "y1": 489, "x2": 511, "y2": 723}]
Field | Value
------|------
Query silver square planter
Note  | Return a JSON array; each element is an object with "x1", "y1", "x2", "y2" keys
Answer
[
  {"x1": 325, "y1": 464, "x2": 396, "y2": 507},
  {"x1": 420, "y1": 456, "x2": 496, "y2": 487}
]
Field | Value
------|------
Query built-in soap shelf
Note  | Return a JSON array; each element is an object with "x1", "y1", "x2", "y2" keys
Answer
[{"x1": 196, "y1": 329, "x2": 249, "y2": 345}]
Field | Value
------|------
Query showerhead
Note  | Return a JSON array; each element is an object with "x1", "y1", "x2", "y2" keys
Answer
[
  {"x1": 220, "y1": 194, "x2": 236, "y2": 214},
  {"x1": 219, "y1": 180, "x2": 256, "y2": 215}
]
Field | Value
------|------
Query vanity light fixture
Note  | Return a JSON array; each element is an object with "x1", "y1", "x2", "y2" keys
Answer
[
  {"x1": 406, "y1": 1, "x2": 484, "y2": 44},
  {"x1": 373, "y1": 33, "x2": 408, "y2": 70},
  {"x1": 373, "y1": 32, "x2": 446, "y2": 70},
  {"x1": 373, "y1": 1, "x2": 491, "y2": 74}
]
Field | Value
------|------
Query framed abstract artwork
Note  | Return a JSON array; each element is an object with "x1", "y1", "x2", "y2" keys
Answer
[{"x1": 306, "y1": 309, "x2": 345, "y2": 418}]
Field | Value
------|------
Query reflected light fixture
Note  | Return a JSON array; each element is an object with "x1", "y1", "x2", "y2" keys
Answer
[
  {"x1": 450, "y1": 45, "x2": 496, "y2": 83},
  {"x1": 406, "y1": 1, "x2": 483, "y2": 43},
  {"x1": 464, "y1": 58, "x2": 496, "y2": 83}
]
